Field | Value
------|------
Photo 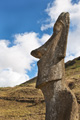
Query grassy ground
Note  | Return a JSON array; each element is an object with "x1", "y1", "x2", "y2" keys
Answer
[
  {"x1": 0, "y1": 57, "x2": 80, "y2": 120},
  {"x1": 0, "y1": 83, "x2": 45, "y2": 119},
  {"x1": 0, "y1": 99, "x2": 45, "y2": 120},
  {"x1": 0, "y1": 78, "x2": 45, "y2": 120}
]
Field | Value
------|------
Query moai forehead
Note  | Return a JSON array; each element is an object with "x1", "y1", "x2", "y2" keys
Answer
[{"x1": 31, "y1": 12, "x2": 70, "y2": 88}]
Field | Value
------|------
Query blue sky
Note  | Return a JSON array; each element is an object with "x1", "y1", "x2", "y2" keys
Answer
[
  {"x1": 0, "y1": 0, "x2": 80, "y2": 87},
  {"x1": 0, "y1": 0, "x2": 52, "y2": 40}
]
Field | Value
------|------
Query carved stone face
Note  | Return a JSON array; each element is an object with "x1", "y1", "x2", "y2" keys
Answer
[
  {"x1": 31, "y1": 12, "x2": 70, "y2": 88},
  {"x1": 31, "y1": 12, "x2": 69, "y2": 60}
]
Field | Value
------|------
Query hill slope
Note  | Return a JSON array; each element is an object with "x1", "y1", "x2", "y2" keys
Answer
[{"x1": 0, "y1": 57, "x2": 80, "y2": 120}]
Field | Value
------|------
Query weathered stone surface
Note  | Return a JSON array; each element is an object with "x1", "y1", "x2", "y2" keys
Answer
[{"x1": 31, "y1": 12, "x2": 79, "y2": 120}]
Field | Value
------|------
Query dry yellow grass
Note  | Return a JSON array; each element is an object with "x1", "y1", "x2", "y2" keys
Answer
[{"x1": 0, "y1": 57, "x2": 80, "y2": 120}]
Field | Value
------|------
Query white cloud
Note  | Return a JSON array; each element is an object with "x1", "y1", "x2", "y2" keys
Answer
[
  {"x1": 0, "y1": 32, "x2": 50, "y2": 87},
  {"x1": 41, "y1": 23, "x2": 54, "y2": 31},
  {"x1": 0, "y1": 32, "x2": 40, "y2": 87},
  {"x1": 0, "y1": 32, "x2": 40, "y2": 73},
  {"x1": 0, "y1": 68, "x2": 29, "y2": 87},
  {"x1": 41, "y1": 0, "x2": 80, "y2": 30},
  {"x1": 41, "y1": 0, "x2": 80, "y2": 62},
  {"x1": 39, "y1": 34, "x2": 51, "y2": 44}
]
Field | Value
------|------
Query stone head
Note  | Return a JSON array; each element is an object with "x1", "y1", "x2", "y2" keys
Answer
[{"x1": 31, "y1": 12, "x2": 70, "y2": 60}]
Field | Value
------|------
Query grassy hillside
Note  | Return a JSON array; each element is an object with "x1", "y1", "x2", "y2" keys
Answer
[{"x1": 0, "y1": 57, "x2": 80, "y2": 120}]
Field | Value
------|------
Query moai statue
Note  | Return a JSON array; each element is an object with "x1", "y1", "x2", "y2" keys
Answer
[{"x1": 31, "y1": 12, "x2": 79, "y2": 120}]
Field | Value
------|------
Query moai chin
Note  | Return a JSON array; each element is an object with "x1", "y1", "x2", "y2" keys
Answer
[{"x1": 31, "y1": 12, "x2": 79, "y2": 120}]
